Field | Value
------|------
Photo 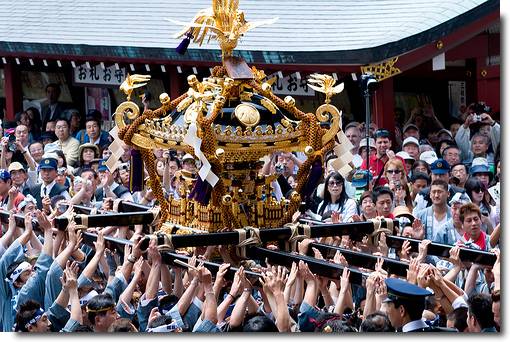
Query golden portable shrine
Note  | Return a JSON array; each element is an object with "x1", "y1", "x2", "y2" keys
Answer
[{"x1": 108, "y1": 0, "x2": 354, "y2": 233}]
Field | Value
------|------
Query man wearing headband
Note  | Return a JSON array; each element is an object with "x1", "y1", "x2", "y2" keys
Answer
[
  {"x1": 14, "y1": 300, "x2": 50, "y2": 332},
  {"x1": 16, "y1": 194, "x2": 37, "y2": 214},
  {"x1": 85, "y1": 293, "x2": 120, "y2": 332}
]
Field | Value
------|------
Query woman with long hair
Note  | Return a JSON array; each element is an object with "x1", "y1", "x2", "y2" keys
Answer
[
  {"x1": 315, "y1": 171, "x2": 357, "y2": 222},
  {"x1": 464, "y1": 177, "x2": 494, "y2": 233},
  {"x1": 383, "y1": 158, "x2": 412, "y2": 210}
]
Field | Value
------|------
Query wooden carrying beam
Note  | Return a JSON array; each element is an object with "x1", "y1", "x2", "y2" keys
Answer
[
  {"x1": 54, "y1": 211, "x2": 157, "y2": 231},
  {"x1": 139, "y1": 220, "x2": 395, "y2": 251},
  {"x1": 81, "y1": 232, "x2": 261, "y2": 283},
  {"x1": 385, "y1": 235, "x2": 497, "y2": 266},
  {"x1": 0, "y1": 210, "x2": 40, "y2": 230},
  {"x1": 246, "y1": 247, "x2": 366, "y2": 285},
  {"x1": 309, "y1": 242, "x2": 409, "y2": 277}
]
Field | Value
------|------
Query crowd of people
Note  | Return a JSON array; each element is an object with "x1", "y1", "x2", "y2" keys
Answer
[{"x1": 0, "y1": 86, "x2": 501, "y2": 333}]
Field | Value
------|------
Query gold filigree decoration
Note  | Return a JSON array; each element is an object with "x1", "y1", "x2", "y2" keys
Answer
[
  {"x1": 360, "y1": 57, "x2": 401, "y2": 82},
  {"x1": 260, "y1": 98, "x2": 277, "y2": 114}
]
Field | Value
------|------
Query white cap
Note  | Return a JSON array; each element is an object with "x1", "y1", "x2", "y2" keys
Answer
[
  {"x1": 182, "y1": 153, "x2": 195, "y2": 162},
  {"x1": 396, "y1": 151, "x2": 414, "y2": 161},
  {"x1": 403, "y1": 136, "x2": 419, "y2": 147},
  {"x1": 471, "y1": 157, "x2": 489, "y2": 168},
  {"x1": 420, "y1": 150, "x2": 438, "y2": 165},
  {"x1": 358, "y1": 137, "x2": 376, "y2": 152}
]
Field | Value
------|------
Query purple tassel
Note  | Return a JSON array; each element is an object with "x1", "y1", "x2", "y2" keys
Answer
[
  {"x1": 129, "y1": 149, "x2": 144, "y2": 192},
  {"x1": 176, "y1": 32, "x2": 193, "y2": 55},
  {"x1": 188, "y1": 177, "x2": 212, "y2": 205},
  {"x1": 302, "y1": 159, "x2": 323, "y2": 199}
]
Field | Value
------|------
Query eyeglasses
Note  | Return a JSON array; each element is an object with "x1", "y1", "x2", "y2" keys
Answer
[
  {"x1": 386, "y1": 169, "x2": 402, "y2": 174},
  {"x1": 473, "y1": 188, "x2": 484, "y2": 193},
  {"x1": 328, "y1": 180, "x2": 342, "y2": 187},
  {"x1": 375, "y1": 129, "x2": 390, "y2": 138}
]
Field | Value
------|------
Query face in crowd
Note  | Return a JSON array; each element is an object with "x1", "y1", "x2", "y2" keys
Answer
[{"x1": 375, "y1": 193, "x2": 393, "y2": 217}]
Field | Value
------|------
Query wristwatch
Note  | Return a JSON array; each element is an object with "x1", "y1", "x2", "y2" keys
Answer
[{"x1": 127, "y1": 254, "x2": 136, "y2": 263}]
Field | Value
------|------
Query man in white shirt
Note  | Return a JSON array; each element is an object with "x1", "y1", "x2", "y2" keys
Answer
[{"x1": 52, "y1": 118, "x2": 80, "y2": 167}]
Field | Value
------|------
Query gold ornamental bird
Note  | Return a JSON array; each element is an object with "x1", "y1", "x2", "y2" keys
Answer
[
  {"x1": 120, "y1": 74, "x2": 151, "y2": 101},
  {"x1": 307, "y1": 74, "x2": 344, "y2": 104},
  {"x1": 167, "y1": 0, "x2": 278, "y2": 58}
]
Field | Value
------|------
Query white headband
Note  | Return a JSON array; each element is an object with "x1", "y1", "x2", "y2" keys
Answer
[
  {"x1": 79, "y1": 290, "x2": 99, "y2": 306},
  {"x1": 10, "y1": 261, "x2": 31, "y2": 283}
]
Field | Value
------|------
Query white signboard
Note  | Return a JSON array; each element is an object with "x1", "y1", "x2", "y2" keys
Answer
[
  {"x1": 74, "y1": 63, "x2": 127, "y2": 86},
  {"x1": 271, "y1": 73, "x2": 315, "y2": 96}
]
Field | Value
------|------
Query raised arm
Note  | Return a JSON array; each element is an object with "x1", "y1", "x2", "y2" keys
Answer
[
  {"x1": 145, "y1": 239, "x2": 162, "y2": 301},
  {"x1": 80, "y1": 230, "x2": 106, "y2": 279}
]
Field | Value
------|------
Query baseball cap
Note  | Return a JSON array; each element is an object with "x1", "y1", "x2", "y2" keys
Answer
[
  {"x1": 8, "y1": 162, "x2": 25, "y2": 173},
  {"x1": 430, "y1": 159, "x2": 450, "y2": 175},
  {"x1": 437, "y1": 128, "x2": 453, "y2": 139},
  {"x1": 470, "y1": 157, "x2": 491, "y2": 175},
  {"x1": 351, "y1": 169, "x2": 373, "y2": 188},
  {"x1": 402, "y1": 137, "x2": 419, "y2": 148},
  {"x1": 0, "y1": 169, "x2": 11, "y2": 182},
  {"x1": 358, "y1": 137, "x2": 376, "y2": 152},
  {"x1": 98, "y1": 159, "x2": 108, "y2": 172},
  {"x1": 419, "y1": 150, "x2": 438, "y2": 165},
  {"x1": 39, "y1": 158, "x2": 58, "y2": 170},
  {"x1": 396, "y1": 151, "x2": 414, "y2": 161},
  {"x1": 182, "y1": 153, "x2": 195, "y2": 162}
]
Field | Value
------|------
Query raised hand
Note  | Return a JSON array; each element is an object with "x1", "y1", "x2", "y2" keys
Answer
[
  {"x1": 24, "y1": 211, "x2": 33, "y2": 233},
  {"x1": 448, "y1": 245, "x2": 462, "y2": 268},
  {"x1": 147, "y1": 238, "x2": 162, "y2": 265},
  {"x1": 133, "y1": 257, "x2": 144, "y2": 278},
  {"x1": 417, "y1": 239, "x2": 431, "y2": 262},
  {"x1": 339, "y1": 266, "x2": 350, "y2": 293},
  {"x1": 286, "y1": 262, "x2": 298, "y2": 287},
  {"x1": 332, "y1": 250, "x2": 348, "y2": 266},
  {"x1": 411, "y1": 218, "x2": 425, "y2": 240},
  {"x1": 406, "y1": 257, "x2": 420, "y2": 284},
  {"x1": 35, "y1": 210, "x2": 52, "y2": 232},
  {"x1": 94, "y1": 231, "x2": 106, "y2": 255},
  {"x1": 297, "y1": 238, "x2": 314, "y2": 255},
  {"x1": 399, "y1": 239, "x2": 412, "y2": 261},
  {"x1": 229, "y1": 266, "x2": 244, "y2": 297}
]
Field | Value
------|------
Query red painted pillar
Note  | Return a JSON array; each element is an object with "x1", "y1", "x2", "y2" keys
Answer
[
  {"x1": 372, "y1": 77, "x2": 395, "y2": 132},
  {"x1": 3, "y1": 61, "x2": 22, "y2": 121}
]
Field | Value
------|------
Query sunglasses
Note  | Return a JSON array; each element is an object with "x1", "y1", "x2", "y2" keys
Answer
[
  {"x1": 375, "y1": 129, "x2": 390, "y2": 138},
  {"x1": 328, "y1": 180, "x2": 343, "y2": 187},
  {"x1": 473, "y1": 188, "x2": 484, "y2": 193},
  {"x1": 386, "y1": 169, "x2": 402, "y2": 174}
]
